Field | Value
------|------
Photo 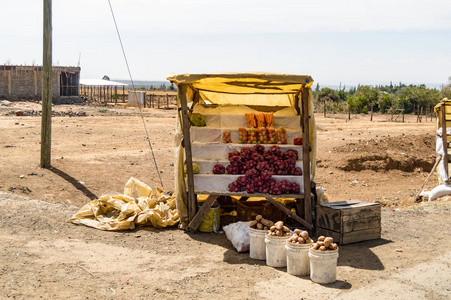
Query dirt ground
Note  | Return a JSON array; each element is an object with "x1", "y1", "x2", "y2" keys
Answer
[{"x1": 0, "y1": 101, "x2": 450, "y2": 299}]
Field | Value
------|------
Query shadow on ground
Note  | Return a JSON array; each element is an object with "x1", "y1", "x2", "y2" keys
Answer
[
  {"x1": 48, "y1": 166, "x2": 98, "y2": 200},
  {"x1": 338, "y1": 238, "x2": 393, "y2": 270}
]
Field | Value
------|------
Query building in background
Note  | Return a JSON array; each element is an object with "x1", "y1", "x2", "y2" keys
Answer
[{"x1": 0, "y1": 65, "x2": 80, "y2": 102}]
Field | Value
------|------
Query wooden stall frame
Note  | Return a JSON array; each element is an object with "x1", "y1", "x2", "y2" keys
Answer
[{"x1": 177, "y1": 79, "x2": 315, "y2": 233}]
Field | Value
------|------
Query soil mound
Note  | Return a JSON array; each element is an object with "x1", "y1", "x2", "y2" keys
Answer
[{"x1": 333, "y1": 133, "x2": 436, "y2": 172}]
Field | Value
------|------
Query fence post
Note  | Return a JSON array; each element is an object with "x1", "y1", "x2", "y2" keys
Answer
[
  {"x1": 370, "y1": 105, "x2": 373, "y2": 121},
  {"x1": 166, "y1": 93, "x2": 169, "y2": 108},
  {"x1": 402, "y1": 103, "x2": 405, "y2": 123}
]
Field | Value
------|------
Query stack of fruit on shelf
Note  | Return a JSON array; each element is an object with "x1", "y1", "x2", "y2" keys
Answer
[
  {"x1": 222, "y1": 130, "x2": 232, "y2": 143},
  {"x1": 238, "y1": 128, "x2": 248, "y2": 144},
  {"x1": 248, "y1": 128, "x2": 257, "y2": 144},
  {"x1": 310, "y1": 236, "x2": 338, "y2": 251},
  {"x1": 257, "y1": 127, "x2": 268, "y2": 144},
  {"x1": 267, "y1": 221, "x2": 291, "y2": 237},
  {"x1": 294, "y1": 137, "x2": 303, "y2": 145},
  {"x1": 211, "y1": 145, "x2": 302, "y2": 194},
  {"x1": 267, "y1": 127, "x2": 277, "y2": 144},
  {"x1": 212, "y1": 164, "x2": 225, "y2": 174},
  {"x1": 245, "y1": 113, "x2": 257, "y2": 128},
  {"x1": 276, "y1": 127, "x2": 288, "y2": 144},
  {"x1": 249, "y1": 215, "x2": 274, "y2": 231}
]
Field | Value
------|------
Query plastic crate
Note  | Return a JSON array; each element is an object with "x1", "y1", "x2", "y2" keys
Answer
[{"x1": 237, "y1": 199, "x2": 287, "y2": 223}]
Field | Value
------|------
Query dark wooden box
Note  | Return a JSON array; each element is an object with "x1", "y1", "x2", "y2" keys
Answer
[{"x1": 316, "y1": 200, "x2": 381, "y2": 245}]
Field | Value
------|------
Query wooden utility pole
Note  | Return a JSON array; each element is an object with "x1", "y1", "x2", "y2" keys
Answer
[{"x1": 40, "y1": 0, "x2": 52, "y2": 167}]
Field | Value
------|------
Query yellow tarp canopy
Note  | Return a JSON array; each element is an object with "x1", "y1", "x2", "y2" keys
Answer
[{"x1": 167, "y1": 72, "x2": 314, "y2": 107}]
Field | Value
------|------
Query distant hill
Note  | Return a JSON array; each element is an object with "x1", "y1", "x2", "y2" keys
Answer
[{"x1": 112, "y1": 80, "x2": 174, "y2": 90}]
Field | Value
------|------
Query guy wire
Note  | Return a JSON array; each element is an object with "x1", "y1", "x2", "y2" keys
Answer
[{"x1": 107, "y1": 0, "x2": 164, "y2": 188}]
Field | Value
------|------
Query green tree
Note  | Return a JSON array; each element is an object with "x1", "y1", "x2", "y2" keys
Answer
[
  {"x1": 317, "y1": 87, "x2": 338, "y2": 102},
  {"x1": 441, "y1": 77, "x2": 451, "y2": 99}
]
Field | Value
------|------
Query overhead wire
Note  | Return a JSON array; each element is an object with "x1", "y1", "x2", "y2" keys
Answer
[{"x1": 107, "y1": 0, "x2": 164, "y2": 188}]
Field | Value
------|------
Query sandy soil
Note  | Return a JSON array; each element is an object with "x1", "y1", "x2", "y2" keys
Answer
[{"x1": 0, "y1": 101, "x2": 450, "y2": 299}]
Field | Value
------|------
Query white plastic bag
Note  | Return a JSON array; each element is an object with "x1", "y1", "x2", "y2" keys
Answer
[
  {"x1": 223, "y1": 221, "x2": 251, "y2": 252},
  {"x1": 429, "y1": 184, "x2": 451, "y2": 201}
]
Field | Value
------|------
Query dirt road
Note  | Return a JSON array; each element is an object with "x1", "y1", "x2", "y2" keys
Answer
[{"x1": 0, "y1": 102, "x2": 450, "y2": 299}]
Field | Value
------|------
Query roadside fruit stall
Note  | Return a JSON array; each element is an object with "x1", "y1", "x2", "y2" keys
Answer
[{"x1": 168, "y1": 73, "x2": 317, "y2": 232}]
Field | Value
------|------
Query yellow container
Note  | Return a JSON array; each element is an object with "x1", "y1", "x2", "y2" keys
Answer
[{"x1": 198, "y1": 202, "x2": 220, "y2": 233}]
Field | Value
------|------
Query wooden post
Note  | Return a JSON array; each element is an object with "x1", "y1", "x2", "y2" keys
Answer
[
  {"x1": 122, "y1": 86, "x2": 125, "y2": 102},
  {"x1": 301, "y1": 86, "x2": 312, "y2": 227},
  {"x1": 188, "y1": 195, "x2": 218, "y2": 231},
  {"x1": 158, "y1": 95, "x2": 160, "y2": 109},
  {"x1": 441, "y1": 104, "x2": 448, "y2": 179},
  {"x1": 402, "y1": 103, "x2": 404, "y2": 123},
  {"x1": 417, "y1": 105, "x2": 420, "y2": 122},
  {"x1": 114, "y1": 86, "x2": 117, "y2": 104},
  {"x1": 179, "y1": 84, "x2": 196, "y2": 223},
  {"x1": 370, "y1": 104, "x2": 373, "y2": 121},
  {"x1": 40, "y1": 0, "x2": 52, "y2": 168},
  {"x1": 166, "y1": 93, "x2": 169, "y2": 108},
  {"x1": 420, "y1": 106, "x2": 423, "y2": 122},
  {"x1": 348, "y1": 105, "x2": 351, "y2": 120},
  {"x1": 323, "y1": 99, "x2": 326, "y2": 118}
]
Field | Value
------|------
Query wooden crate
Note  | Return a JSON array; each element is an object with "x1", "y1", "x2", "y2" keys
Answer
[{"x1": 316, "y1": 200, "x2": 381, "y2": 245}]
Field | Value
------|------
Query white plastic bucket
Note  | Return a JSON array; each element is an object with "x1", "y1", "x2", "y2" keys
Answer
[
  {"x1": 285, "y1": 241, "x2": 312, "y2": 276},
  {"x1": 249, "y1": 228, "x2": 267, "y2": 260},
  {"x1": 265, "y1": 234, "x2": 290, "y2": 267},
  {"x1": 308, "y1": 248, "x2": 339, "y2": 284}
]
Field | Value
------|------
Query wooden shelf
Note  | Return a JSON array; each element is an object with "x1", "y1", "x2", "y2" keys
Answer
[{"x1": 194, "y1": 190, "x2": 305, "y2": 198}]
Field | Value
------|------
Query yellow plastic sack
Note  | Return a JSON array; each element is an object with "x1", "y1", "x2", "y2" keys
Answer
[{"x1": 69, "y1": 177, "x2": 179, "y2": 231}]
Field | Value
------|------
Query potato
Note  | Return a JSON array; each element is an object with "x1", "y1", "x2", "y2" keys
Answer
[
  {"x1": 285, "y1": 232, "x2": 291, "y2": 236},
  {"x1": 282, "y1": 226, "x2": 290, "y2": 232},
  {"x1": 324, "y1": 237, "x2": 333, "y2": 248},
  {"x1": 317, "y1": 241, "x2": 325, "y2": 247},
  {"x1": 256, "y1": 223, "x2": 263, "y2": 230},
  {"x1": 260, "y1": 219, "x2": 270, "y2": 227},
  {"x1": 319, "y1": 246, "x2": 327, "y2": 251},
  {"x1": 311, "y1": 243, "x2": 319, "y2": 250},
  {"x1": 267, "y1": 220, "x2": 274, "y2": 227},
  {"x1": 305, "y1": 237, "x2": 312, "y2": 244},
  {"x1": 249, "y1": 220, "x2": 258, "y2": 228},
  {"x1": 270, "y1": 226, "x2": 276, "y2": 232},
  {"x1": 293, "y1": 229, "x2": 301, "y2": 235},
  {"x1": 275, "y1": 221, "x2": 283, "y2": 231},
  {"x1": 288, "y1": 237, "x2": 294, "y2": 243},
  {"x1": 329, "y1": 243, "x2": 338, "y2": 250},
  {"x1": 298, "y1": 237, "x2": 305, "y2": 244},
  {"x1": 263, "y1": 226, "x2": 268, "y2": 230},
  {"x1": 318, "y1": 236, "x2": 326, "y2": 241},
  {"x1": 300, "y1": 231, "x2": 309, "y2": 239},
  {"x1": 276, "y1": 230, "x2": 283, "y2": 237},
  {"x1": 270, "y1": 231, "x2": 276, "y2": 236},
  {"x1": 255, "y1": 215, "x2": 263, "y2": 221}
]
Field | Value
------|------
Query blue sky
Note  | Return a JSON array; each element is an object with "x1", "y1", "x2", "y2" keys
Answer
[{"x1": 0, "y1": 0, "x2": 450, "y2": 87}]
